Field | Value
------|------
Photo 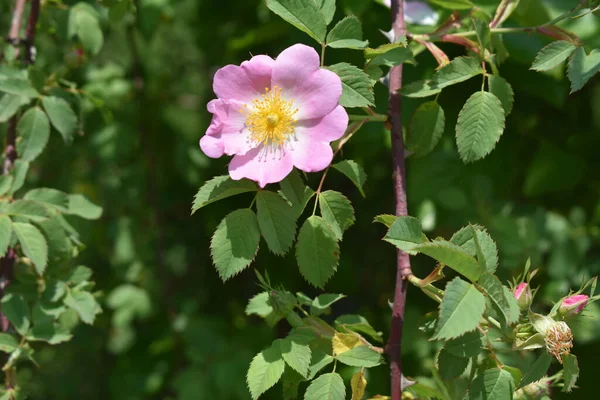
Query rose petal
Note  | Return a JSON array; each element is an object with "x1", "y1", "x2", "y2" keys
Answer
[
  {"x1": 202, "y1": 99, "x2": 255, "y2": 156},
  {"x1": 272, "y1": 44, "x2": 320, "y2": 94},
  {"x1": 285, "y1": 68, "x2": 342, "y2": 120},
  {"x1": 294, "y1": 105, "x2": 348, "y2": 142},
  {"x1": 200, "y1": 134, "x2": 224, "y2": 158},
  {"x1": 228, "y1": 146, "x2": 294, "y2": 187},
  {"x1": 290, "y1": 135, "x2": 334, "y2": 173},
  {"x1": 213, "y1": 55, "x2": 275, "y2": 103}
]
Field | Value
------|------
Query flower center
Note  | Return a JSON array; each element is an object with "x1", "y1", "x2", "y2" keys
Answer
[
  {"x1": 245, "y1": 86, "x2": 298, "y2": 146},
  {"x1": 545, "y1": 321, "x2": 573, "y2": 362}
]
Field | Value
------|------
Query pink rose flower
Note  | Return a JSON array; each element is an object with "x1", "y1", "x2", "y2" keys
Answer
[
  {"x1": 200, "y1": 44, "x2": 347, "y2": 187},
  {"x1": 559, "y1": 294, "x2": 589, "y2": 316},
  {"x1": 513, "y1": 282, "x2": 532, "y2": 309}
]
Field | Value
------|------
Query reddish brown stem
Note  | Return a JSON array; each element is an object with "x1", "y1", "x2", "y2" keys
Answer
[
  {"x1": 385, "y1": 1, "x2": 412, "y2": 400},
  {"x1": 24, "y1": 0, "x2": 41, "y2": 65}
]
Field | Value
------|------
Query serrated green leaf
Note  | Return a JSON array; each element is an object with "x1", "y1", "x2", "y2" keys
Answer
[
  {"x1": 364, "y1": 42, "x2": 407, "y2": 59},
  {"x1": 1, "y1": 293, "x2": 30, "y2": 335},
  {"x1": 0, "y1": 215, "x2": 12, "y2": 257},
  {"x1": 246, "y1": 292, "x2": 283, "y2": 327},
  {"x1": 0, "y1": 333, "x2": 19, "y2": 353},
  {"x1": 256, "y1": 191, "x2": 297, "y2": 255},
  {"x1": 437, "y1": 349, "x2": 469, "y2": 379},
  {"x1": 414, "y1": 240, "x2": 482, "y2": 281},
  {"x1": 42, "y1": 96, "x2": 78, "y2": 142},
  {"x1": 469, "y1": 368, "x2": 514, "y2": 400},
  {"x1": 16, "y1": 107, "x2": 50, "y2": 162},
  {"x1": 478, "y1": 273, "x2": 519, "y2": 326},
  {"x1": 308, "y1": 348, "x2": 334, "y2": 380},
  {"x1": 68, "y1": 194, "x2": 103, "y2": 219},
  {"x1": 8, "y1": 160, "x2": 29, "y2": 195},
  {"x1": 282, "y1": 367, "x2": 305, "y2": 400},
  {"x1": 562, "y1": 354, "x2": 579, "y2": 392},
  {"x1": 247, "y1": 342, "x2": 285, "y2": 400},
  {"x1": 311, "y1": 293, "x2": 345, "y2": 316},
  {"x1": 265, "y1": 0, "x2": 327, "y2": 43},
  {"x1": 456, "y1": 91, "x2": 505, "y2": 163},
  {"x1": 326, "y1": 16, "x2": 368, "y2": 49},
  {"x1": 69, "y1": 8, "x2": 104, "y2": 54},
  {"x1": 335, "y1": 346, "x2": 384, "y2": 367},
  {"x1": 431, "y1": 57, "x2": 483, "y2": 89},
  {"x1": 0, "y1": 94, "x2": 29, "y2": 123},
  {"x1": 0, "y1": 78, "x2": 39, "y2": 98},
  {"x1": 37, "y1": 217, "x2": 72, "y2": 259},
  {"x1": 399, "y1": 80, "x2": 441, "y2": 98},
  {"x1": 368, "y1": 47, "x2": 415, "y2": 68},
  {"x1": 315, "y1": 0, "x2": 335, "y2": 25},
  {"x1": 24, "y1": 188, "x2": 69, "y2": 211},
  {"x1": 64, "y1": 289, "x2": 101, "y2": 325},
  {"x1": 567, "y1": 47, "x2": 600, "y2": 93},
  {"x1": 450, "y1": 225, "x2": 498, "y2": 273},
  {"x1": 318, "y1": 191, "x2": 354, "y2": 241},
  {"x1": 327, "y1": 63, "x2": 374, "y2": 107},
  {"x1": 518, "y1": 351, "x2": 552, "y2": 389},
  {"x1": 192, "y1": 175, "x2": 257, "y2": 213},
  {"x1": 13, "y1": 222, "x2": 47, "y2": 275},
  {"x1": 531, "y1": 41, "x2": 577, "y2": 72},
  {"x1": 407, "y1": 101, "x2": 445, "y2": 157},
  {"x1": 280, "y1": 169, "x2": 307, "y2": 207},
  {"x1": 335, "y1": 314, "x2": 382, "y2": 343},
  {"x1": 373, "y1": 214, "x2": 396, "y2": 228},
  {"x1": 444, "y1": 331, "x2": 484, "y2": 358},
  {"x1": 296, "y1": 216, "x2": 339, "y2": 288},
  {"x1": 0, "y1": 175, "x2": 13, "y2": 196},
  {"x1": 331, "y1": 160, "x2": 366, "y2": 196},
  {"x1": 304, "y1": 372, "x2": 345, "y2": 400},
  {"x1": 280, "y1": 336, "x2": 312, "y2": 377},
  {"x1": 4, "y1": 200, "x2": 49, "y2": 222},
  {"x1": 433, "y1": 277, "x2": 486, "y2": 340},
  {"x1": 488, "y1": 75, "x2": 514, "y2": 115},
  {"x1": 211, "y1": 209, "x2": 260, "y2": 281},
  {"x1": 383, "y1": 216, "x2": 427, "y2": 255},
  {"x1": 427, "y1": 0, "x2": 474, "y2": 9},
  {"x1": 474, "y1": 19, "x2": 491, "y2": 51}
]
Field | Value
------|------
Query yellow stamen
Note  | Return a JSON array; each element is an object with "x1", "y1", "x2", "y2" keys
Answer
[{"x1": 245, "y1": 86, "x2": 298, "y2": 146}]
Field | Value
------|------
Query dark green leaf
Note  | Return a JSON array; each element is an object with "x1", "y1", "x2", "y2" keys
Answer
[
  {"x1": 399, "y1": 80, "x2": 441, "y2": 98},
  {"x1": 567, "y1": 47, "x2": 600, "y2": 93},
  {"x1": 296, "y1": 216, "x2": 339, "y2": 288},
  {"x1": 383, "y1": 216, "x2": 427, "y2": 254},
  {"x1": 531, "y1": 41, "x2": 577, "y2": 71},
  {"x1": 469, "y1": 368, "x2": 514, "y2": 400},
  {"x1": 13, "y1": 222, "x2": 48, "y2": 275},
  {"x1": 431, "y1": 57, "x2": 484, "y2": 89},
  {"x1": 478, "y1": 273, "x2": 519, "y2": 326},
  {"x1": 265, "y1": 0, "x2": 327, "y2": 43},
  {"x1": 315, "y1": 0, "x2": 335, "y2": 25},
  {"x1": 437, "y1": 349, "x2": 469, "y2": 379},
  {"x1": 562, "y1": 354, "x2": 579, "y2": 392},
  {"x1": 304, "y1": 372, "x2": 345, "y2": 400},
  {"x1": 407, "y1": 101, "x2": 445, "y2": 157},
  {"x1": 368, "y1": 47, "x2": 415, "y2": 68},
  {"x1": 414, "y1": 240, "x2": 482, "y2": 282},
  {"x1": 42, "y1": 96, "x2": 78, "y2": 142},
  {"x1": 256, "y1": 191, "x2": 297, "y2": 255},
  {"x1": 327, "y1": 63, "x2": 374, "y2": 107},
  {"x1": 318, "y1": 191, "x2": 354, "y2": 240},
  {"x1": 247, "y1": 341, "x2": 285, "y2": 400},
  {"x1": 427, "y1": 0, "x2": 474, "y2": 10},
  {"x1": 0, "y1": 333, "x2": 19, "y2": 353},
  {"x1": 16, "y1": 107, "x2": 50, "y2": 162},
  {"x1": 518, "y1": 351, "x2": 552, "y2": 389},
  {"x1": 326, "y1": 16, "x2": 368, "y2": 49},
  {"x1": 0, "y1": 78, "x2": 39, "y2": 98},
  {"x1": 1, "y1": 293, "x2": 30, "y2": 335},
  {"x1": 331, "y1": 160, "x2": 367, "y2": 196},
  {"x1": 64, "y1": 289, "x2": 101, "y2": 324},
  {"x1": 192, "y1": 175, "x2": 257, "y2": 213},
  {"x1": 0, "y1": 215, "x2": 13, "y2": 258},
  {"x1": 444, "y1": 331, "x2": 484, "y2": 358},
  {"x1": 488, "y1": 75, "x2": 514, "y2": 115},
  {"x1": 0, "y1": 95, "x2": 29, "y2": 123}
]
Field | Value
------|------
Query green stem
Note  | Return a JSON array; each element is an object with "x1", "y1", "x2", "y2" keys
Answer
[{"x1": 348, "y1": 113, "x2": 387, "y2": 122}]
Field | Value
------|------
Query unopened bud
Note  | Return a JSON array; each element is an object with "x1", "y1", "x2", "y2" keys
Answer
[
  {"x1": 514, "y1": 378, "x2": 551, "y2": 399},
  {"x1": 559, "y1": 294, "x2": 589, "y2": 317},
  {"x1": 513, "y1": 282, "x2": 532, "y2": 309}
]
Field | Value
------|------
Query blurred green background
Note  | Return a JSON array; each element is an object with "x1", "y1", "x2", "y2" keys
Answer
[{"x1": 2, "y1": 0, "x2": 599, "y2": 398}]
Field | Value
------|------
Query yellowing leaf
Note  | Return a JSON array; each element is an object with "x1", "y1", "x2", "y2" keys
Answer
[
  {"x1": 332, "y1": 332, "x2": 360, "y2": 355},
  {"x1": 351, "y1": 370, "x2": 367, "y2": 400}
]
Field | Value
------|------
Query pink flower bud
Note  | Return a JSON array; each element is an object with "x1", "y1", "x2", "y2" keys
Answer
[
  {"x1": 513, "y1": 282, "x2": 532, "y2": 309},
  {"x1": 559, "y1": 294, "x2": 589, "y2": 316}
]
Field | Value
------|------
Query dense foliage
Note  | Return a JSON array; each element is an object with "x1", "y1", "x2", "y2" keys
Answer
[{"x1": 1, "y1": 0, "x2": 599, "y2": 399}]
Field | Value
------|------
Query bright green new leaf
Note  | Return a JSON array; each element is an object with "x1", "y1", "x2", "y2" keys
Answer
[
  {"x1": 0, "y1": 333, "x2": 19, "y2": 353},
  {"x1": 24, "y1": 188, "x2": 70, "y2": 211},
  {"x1": 431, "y1": 57, "x2": 484, "y2": 89},
  {"x1": 530, "y1": 41, "x2": 577, "y2": 72},
  {"x1": 279, "y1": 336, "x2": 312, "y2": 377},
  {"x1": 42, "y1": 96, "x2": 78, "y2": 142},
  {"x1": 296, "y1": 216, "x2": 339, "y2": 288},
  {"x1": 256, "y1": 191, "x2": 297, "y2": 255},
  {"x1": 373, "y1": 214, "x2": 396, "y2": 228},
  {"x1": 433, "y1": 277, "x2": 486, "y2": 340},
  {"x1": 246, "y1": 292, "x2": 282, "y2": 327},
  {"x1": 331, "y1": 160, "x2": 367, "y2": 197},
  {"x1": 488, "y1": 75, "x2": 514, "y2": 115},
  {"x1": 427, "y1": 0, "x2": 474, "y2": 9},
  {"x1": 311, "y1": 293, "x2": 345, "y2": 316},
  {"x1": 383, "y1": 216, "x2": 427, "y2": 255},
  {"x1": 0, "y1": 215, "x2": 13, "y2": 257},
  {"x1": 0, "y1": 78, "x2": 39, "y2": 98},
  {"x1": 16, "y1": 107, "x2": 50, "y2": 162},
  {"x1": 211, "y1": 209, "x2": 260, "y2": 281},
  {"x1": 304, "y1": 372, "x2": 345, "y2": 400},
  {"x1": 562, "y1": 354, "x2": 579, "y2": 392},
  {"x1": 0, "y1": 94, "x2": 29, "y2": 122},
  {"x1": 247, "y1": 342, "x2": 285, "y2": 400},
  {"x1": 192, "y1": 175, "x2": 257, "y2": 213},
  {"x1": 437, "y1": 349, "x2": 469, "y2": 379},
  {"x1": 314, "y1": 0, "x2": 335, "y2": 25},
  {"x1": 326, "y1": 16, "x2": 368, "y2": 49},
  {"x1": 518, "y1": 351, "x2": 552, "y2": 389},
  {"x1": 414, "y1": 240, "x2": 482, "y2": 281},
  {"x1": 399, "y1": 80, "x2": 441, "y2": 98},
  {"x1": 444, "y1": 331, "x2": 484, "y2": 358},
  {"x1": 456, "y1": 91, "x2": 505, "y2": 163},
  {"x1": 567, "y1": 47, "x2": 600, "y2": 93},
  {"x1": 13, "y1": 222, "x2": 48, "y2": 275},
  {"x1": 335, "y1": 314, "x2": 383, "y2": 343},
  {"x1": 469, "y1": 368, "x2": 514, "y2": 400},
  {"x1": 407, "y1": 101, "x2": 445, "y2": 157},
  {"x1": 68, "y1": 194, "x2": 103, "y2": 219},
  {"x1": 64, "y1": 289, "x2": 101, "y2": 325},
  {"x1": 478, "y1": 273, "x2": 519, "y2": 326},
  {"x1": 1, "y1": 293, "x2": 30, "y2": 336},
  {"x1": 319, "y1": 191, "x2": 355, "y2": 240},
  {"x1": 327, "y1": 63, "x2": 374, "y2": 107},
  {"x1": 265, "y1": 0, "x2": 327, "y2": 43},
  {"x1": 335, "y1": 346, "x2": 384, "y2": 367}
]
